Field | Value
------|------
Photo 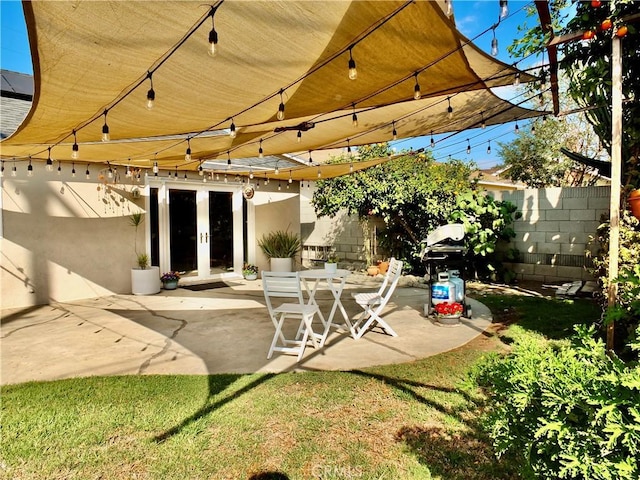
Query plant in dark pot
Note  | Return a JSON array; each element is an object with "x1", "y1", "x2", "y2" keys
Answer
[
  {"x1": 129, "y1": 212, "x2": 160, "y2": 295},
  {"x1": 258, "y1": 229, "x2": 301, "y2": 272},
  {"x1": 160, "y1": 271, "x2": 180, "y2": 290}
]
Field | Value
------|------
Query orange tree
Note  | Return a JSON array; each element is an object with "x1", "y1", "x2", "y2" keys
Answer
[{"x1": 311, "y1": 143, "x2": 473, "y2": 272}]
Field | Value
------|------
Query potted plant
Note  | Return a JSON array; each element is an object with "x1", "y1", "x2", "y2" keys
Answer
[
  {"x1": 325, "y1": 254, "x2": 339, "y2": 273},
  {"x1": 377, "y1": 259, "x2": 390, "y2": 274},
  {"x1": 258, "y1": 229, "x2": 301, "y2": 272},
  {"x1": 629, "y1": 188, "x2": 640, "y2": 220},
  {"x1": 243, "y1": 264, "x2": 259, "y2": 280},
  {"x1": 434, "y1": 301, "x2": 464, "y2": 325},
  {"x1": 160, "y1": 271, "x2": 180, "y2": 290},
  {"x1": 129, "y1": 212, "x2": 160, "y2": 295}
]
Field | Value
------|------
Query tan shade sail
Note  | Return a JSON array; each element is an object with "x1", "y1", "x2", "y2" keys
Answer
[{"x1": 0, "y1": 0, "x2": 543, "y2": 171}]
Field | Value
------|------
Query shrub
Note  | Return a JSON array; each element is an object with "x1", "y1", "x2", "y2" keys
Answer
[
  {"x1": 473, "y1": 326, "x2": 640, "y2": 480},
  {"x1": 258, "y1": 230, "x2": 301, "y2": 258}
]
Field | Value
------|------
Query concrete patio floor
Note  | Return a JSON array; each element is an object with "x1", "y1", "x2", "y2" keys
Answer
[{"x1": 1, "y1": 275, "x2": 492, "y2": 385}]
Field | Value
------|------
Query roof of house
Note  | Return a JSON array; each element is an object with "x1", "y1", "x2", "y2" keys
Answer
[
  {"x1": 1, "y1": 70, "x2": 33, "y2": 100},
  {"x1": 1, "y1": 70, "x2": 33, "y2": 140}
]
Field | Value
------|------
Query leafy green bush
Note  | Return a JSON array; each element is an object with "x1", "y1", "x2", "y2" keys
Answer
[
  {"x1": 473, "y1": 326, "x2": 640, "y2": 480},
  {"x1": 449, "y1": 191, "x2": 521, "y2": 281}
]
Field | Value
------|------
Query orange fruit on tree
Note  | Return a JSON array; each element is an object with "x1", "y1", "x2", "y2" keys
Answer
[
  {"x1": 601, "y1": 18, "x2": 612, "y2": 30},
  {"x1": 616, "y1": 25, "x2": 628, "y2": 38},
  {"x1": 582, "y1": 30, "x2": 596, "y2": 40},
  {"x1": 591, "y1": 0, "x2": 601, "y2": 6}
]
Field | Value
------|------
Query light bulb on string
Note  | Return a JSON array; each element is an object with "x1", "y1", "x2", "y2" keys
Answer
[
  {"x1": 308, "y1": 151, "x2": 313, "y2": 165},
  {"x1": 480, "y1": 111, "x2": 486, "y2": 129},
  {"x1": 184, "y1": 171, "x2": 188, "y2": 181},
  {"x1": 264, "y1": 174, "x2": 268, "y2": 186},
  {"x1": 185, "y1": 138, "x2": 192, "y2": 161},
  {"x1": 317, "y1": 167, "x2": 321, "y2": 179},
  {"x1": 487, "y1": 140, "x2": 492, "y2": 155},
  {"x1": 347, "y1": 138, "x2": 352, "y2": 155},
  {"x1": 531, "y1": 121, "x2": 536, "y2": 134},
  {"x1": 224, "y1": 174, "x2": 228, "y2": 183},
  {"x1": 352, "y1": 104, "x2": 358, "y2": 127},
  {"x1": 85, "y1": 164, "x2": 90, "y2": 179},
  {"x1": 71, "y1": 162, "x2": 76, "y2": 177},
  {"x1": 275, "y1": 162, "x2": 279, "y2": 175},
  {"x1": 514, "y1": 71, "x2": 520, "y2": 86},
  {"x1": 348, "y1": 46, "x2": 357, "y2": 80},
  {"x1": 514, "y1": 119, "x2": 519, "y2": 133},
  {"x1": 430, "y1": 131, "x2": 435, "y2": 148},
  {"x1": 229, "y1": 119, "x2": 236, "y2": 138},
  {"x1": 146, "y1": 72, "x2": 155, "y2": 110},
  {"x1": 126, "y1": 162, "x2": 131, "y2": 178},
  {"x1": 413, "y1": 73, "x2": 421, "y2": 100},
  {"x1": 72, "y1": 130, "x2": 79, "y2": 159},
  {"x1": 446, "y1": 97, "x2": 453, "y2": 119},
  {"x1": 277, "y1": 89, "x2": 285, "y2": 121},
  {"x1": 249, "y1": 166, "x2": 254, "y2": 180},
  {"x1": 446, "y1": 0, "x2": 453, "y2": 17},
  {"x1": 466, "y1": 139, "x2": 471, "y2": 155},
  {"x1": 207, "y1": 8, "x2": 218, "y2": 57},
  {"x1": 101, "y1": 110, "x2": 110, "y2": 142},
  {"x1": 107, "y1": 162, "x2": 113, "y2": 179},
  {"x1": 258, "y1": 139, "x2": 264, "y2": 158},
  {"x1": 227, "y1": 151, "x2": 231, "y2": 166},
  {"x1": 491, "y1": 28, "x2": 498, "y2": 56},
  {"x1": 12, "y1": 160, "x2": 17, "y2": 177},
  {"x1": 0, "y1": 160, "x2": 4, "y2": 177},
  {"x1": 499, "y1": 0, "x2": 508, "y2": 19},
  {"x1": 278, "y1": 180, "x2": 282, "y2": 191},
  {"x1": 27, "y1": 157, "x2": 33, "y2": 176},
  {"x1": 46, "y1": 147, "x2": 53, "y2": 171},
  {"x1": 297, "y1": 130, "x2": 302, "y2": 143},
  {"x1": 153, "y1": 161, "x2": 159, "y2": 174},
  {"x1": 288, "y1": 170, "x2": 293, "y2": 184},
  {"x1": 198, "y1": 161, "x2": 203, "y2": 176},
  {"x1": 392, "y1": 121, "x2": 397, "y2": 141}
]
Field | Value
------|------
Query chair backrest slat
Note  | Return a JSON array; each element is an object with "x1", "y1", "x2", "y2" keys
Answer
[
  {"x1": 262, "y1": 271, "x2": 304, "y2": 316},
  {"x1": 378, "y1": 258, "x2": 403, "y2": 305}
]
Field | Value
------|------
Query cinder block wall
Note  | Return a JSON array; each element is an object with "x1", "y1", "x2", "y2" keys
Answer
[{"x1": 493, "y1": 186, "x2": 610, "y2": 283}]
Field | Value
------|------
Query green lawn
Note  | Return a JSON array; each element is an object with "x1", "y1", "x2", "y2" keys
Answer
[{"x1": 1, "y1": 294, "x2": 600, "y2": 479}]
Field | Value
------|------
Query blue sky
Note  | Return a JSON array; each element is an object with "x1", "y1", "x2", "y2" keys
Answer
[{"x1": 0, "y1": 0, "x2": 542, "y2": 168}]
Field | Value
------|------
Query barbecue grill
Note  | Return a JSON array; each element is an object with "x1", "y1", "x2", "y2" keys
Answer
[{"x1": 419, "y1": 224, "x2": 472, "y2": 319}]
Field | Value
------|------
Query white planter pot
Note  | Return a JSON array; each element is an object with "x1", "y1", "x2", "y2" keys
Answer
[
  {"x1": 270, "y1": 257, "x2": 293, "y2": 272},
  {"x1": 324, "y1": 262, "x2": 337, "y2": 273},
  {"x1": 131, "y1": 266, "x2": 161, "y2": 295}
]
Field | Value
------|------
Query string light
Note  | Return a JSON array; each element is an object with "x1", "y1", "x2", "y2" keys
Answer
[
  {"x1": 227, "y1": 151, "x2": 231, "y2": 166},
  {"x1": 71, "y1": 162, "x2": 76, "y2": 177},
  {"x1": 184, "y1": 171, "x2": 188, "y2": 181},
  {"x1": 491, "y1": 27, "x2": 498, "y2": 56},
  {"x1": 348, "y1": 46, "x2": 357, "y2": 80},
  {"x1": 499, "y1": 0, "x2": 508, "y2": 19},
  {"x1": 12, "y1": 160, "x2": 17, "y2": 177},
  {"x1": 224, "y1": 173, "x2": 228, "y2": 183},
  {"x1": 72, "y1": 130, "x2": 79, "y2": 159},
  {"x1": 413, "y1": 73, "x2": 421, "y2": 100},
  {"x1": 264, "y1": 173, "x2": 268, "y2": 186},
  {"x1": 185, "y1": 138, "x2": 192, "y2": 161},
  {"x1": 317, "y1": 167, "x2": 322, "y2": 179},
  {"x1": 229, "y1": 119, "x2": 236, "y2": 138},
  {"x1": 514, "y1": 71, "x2": 520, "y2": 86},
  {"x1": 514, "y1": 119, "x2": 519, "y2": 133},
  {"x1": 146, "y1": 72, "x2": 155, "y2": 110},
  {"x1": 249, "y1": 166, "x2": 254, "y2": 179},
  {"x1": 85, "y1": 164, "x2": 90, "y2": 179},
  {"x1": 392, "y1": 121, "x2": 397, "y2": 140},
  {"x1": 258, "y1": 139, "x2": 264, "y2": 158},
  {"x1": 481, "y1": 111, "x2": 486, "y2": 129},
  {"x1": 347, "y1": 138, "x2": 352, "y2": 155},
  {"x1": 207, "y1": 7, "x2": 218, "y2": 57},
  {"x1": 46, "y1": 147, "x2": 53, "y2": 171},
  {"x1": 288, "y1": 170, "x2": 293, "y2": 184},
  {"x1": 0, "y1": 160, "x2": 4, "y2": 177},
  {"x1": 466, "y1": 139, "x2": 471, "y2": 155},
  {"x1": 446, "y1": 0, "x2": 453, "y2": 17},
  {"x1": 308, "y1": 151, "x2": 313, "y2": 165},
  {"x1": 27, "y1": 158, "x2": 33, "y2": 176},
  {"x1": 277, "y1": 89, "x2": 285, "y2": 121},
  {"x1": 487, "y1": 140, "x2": 492, "y2": 154},
  {"x1": 352, "y1": 104, "x2": 358, "y2": 127},
  {"x1": 430, "y1": 131, "x2": 435, "y2": 148},
  {"x1": 531, "y1": 121, "x2": 536, "y2": 134},
  {"x1": 275, "y1": 161, "x2": 279, "y2": 175},
  {"x1": 107, "y1": 162, "x2": 113, "y2": 178},
  {"x1": 297, "y1": 130, "x2": 302, "y2": 143},
  {"x1": 153, "y1": 161, "x2": 159, "y2": 174},
  {"x1": 278, "y1": 180, "x2": 282, "y2": 191},
  {"x1": 101, "y1": 110, "x2": 110, "y2": 142},
  {"x1": 447, "y1": 97, "x2": 453, "y2": 119},
  {"x1": 198, "y1": 161, "x2": 203, "y2": 176}
]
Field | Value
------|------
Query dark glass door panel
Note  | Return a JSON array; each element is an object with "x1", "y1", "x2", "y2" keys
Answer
[
  {"x1": 209, "y1": 192, "x2": 233, "y2": 273},
  {"x1": 169, "y1": 189, "x2": 197, "y2": 274}
]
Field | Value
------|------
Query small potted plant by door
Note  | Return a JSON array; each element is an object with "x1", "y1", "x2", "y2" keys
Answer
[
  {"x1": 258, "y1": 229, "x2": 302, "y2": 272},
  {"x1": 160, "y1": 271, "x2": 181, "y2": 290},
  {"x1": 243, "y1": 264, "x2": 259, "y2": 280},
  {"x1": 325, "y1": 254, "x2": 339, "y2": 273}
]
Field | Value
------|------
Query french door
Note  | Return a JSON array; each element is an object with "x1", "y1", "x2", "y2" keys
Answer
[{"x1": 154, "y1": 183, "x2": 243, "y2": 282}]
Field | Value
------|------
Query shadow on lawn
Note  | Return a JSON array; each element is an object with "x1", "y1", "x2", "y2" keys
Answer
[
  {"x1": 154, "y1": 373, "x2": 275, "y2": 443},
  {"x1": 349, "y1": 371, "x2": 521, "y2": 479}
]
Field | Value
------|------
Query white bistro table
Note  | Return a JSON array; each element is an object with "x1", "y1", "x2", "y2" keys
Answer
[{"x1": 299, "y1": 268, "x2": 355, "y2": 345}]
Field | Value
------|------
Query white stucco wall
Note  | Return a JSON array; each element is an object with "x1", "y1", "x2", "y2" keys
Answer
[{"x1": 1, "y1": 163, "x2": 301, "y2": 308}]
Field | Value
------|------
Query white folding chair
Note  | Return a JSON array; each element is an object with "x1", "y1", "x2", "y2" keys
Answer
[
  {"x1": 262, "y1": 271, "x2": 322, "y2": 362},
  {"x1": 351, "y1": 258, "x2": 403, "y2": 339}
]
